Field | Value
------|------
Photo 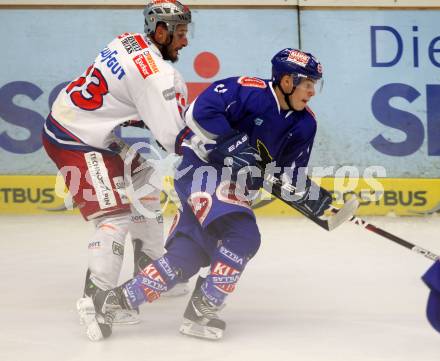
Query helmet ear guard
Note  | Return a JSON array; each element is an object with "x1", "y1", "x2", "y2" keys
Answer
[{"x1": 143, "y1": 0, "x2": 192, "y2": 36}]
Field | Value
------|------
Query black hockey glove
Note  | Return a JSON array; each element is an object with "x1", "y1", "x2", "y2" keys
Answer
[
  {"x1": 121, "y1": 120, "x2": 146, "y2": 128},
  {"x1": 293, "y1": 178, "x2": 333, "y2": 217},
  {"x1": 208, "y1": 131, "x2": 261, "y2": 173}
]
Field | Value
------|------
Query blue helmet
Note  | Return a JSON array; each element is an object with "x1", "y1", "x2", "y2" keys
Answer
[{"x1": 271, "y1": 48, "x2": 323, "y2": 86}]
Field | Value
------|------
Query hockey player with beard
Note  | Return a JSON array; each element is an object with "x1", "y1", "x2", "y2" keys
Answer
[
  {"x1": 79, "y1": 48, "x2": 346, "y2": 341},
  {"x1": 42, "y1": 0, "x2": 192, "y2": 327}
]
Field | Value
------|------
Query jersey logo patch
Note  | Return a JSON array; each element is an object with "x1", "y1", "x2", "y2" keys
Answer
[
  {"x1": 113, "y1": 176, "x2": 130, "y2": 205},
  {"x1": 112, "y1": 241, "x2": 124, "y2": 256},
  {"x1": 133, "y1": 51, "x2": 159, "y2": 79},
  {"x1": 99, "y1": 48, "x2": 126, "y2": 80},
  {"x1": 237, "y1": 76, "x2": 267, "y2": 88},
  {"x1": 175, "y1": 92, "x2": 187, "y2": 114},
  {"x1": 188, "y1": 192, "x2": 212, "y2": 224},
  {"x1": 256, "y1": 139, "x2": 273, "y2": 164},
  {"x1": 216, "y1": 181, "x2": 251, "y2": 209},
  {"x1": 214, "y1": 83, "x2": 228, "y2": 93},
  {"x1": 121, "y1": 34, "x2": 148, "y2": 54},
  {"x1": 84, "y1": 151, "x2": 117, "y2": 209},
  {"x1": 117, "y1": 32, "x2": 135, "y2": 39}
]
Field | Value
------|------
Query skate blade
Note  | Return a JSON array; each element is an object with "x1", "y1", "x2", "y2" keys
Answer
[
  {"x1": 112, "y1": 310, "x2": 141, "y2": 326},
  {"x1": 76, "y1": 297, "x2": 107, "y2": 341},
  {"x1": 179, "y1": 318, "x2": 223, "y2": 340},
  {"x1": 162, "y1": 282, "x2": 189, "y2": 298}
]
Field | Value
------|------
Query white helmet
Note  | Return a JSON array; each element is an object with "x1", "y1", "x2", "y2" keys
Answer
[{"x1": 143, "y1": 0, "x2": 192, "y2": 35}]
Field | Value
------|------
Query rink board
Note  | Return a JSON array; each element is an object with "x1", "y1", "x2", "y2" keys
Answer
[{"x1": 0, "y1": 175, "x2": 439, "y2": 216}]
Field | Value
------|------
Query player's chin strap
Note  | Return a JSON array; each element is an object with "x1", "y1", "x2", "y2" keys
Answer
[{"x1": 277, "y1": 81, "x2": 296, "y2": 111}]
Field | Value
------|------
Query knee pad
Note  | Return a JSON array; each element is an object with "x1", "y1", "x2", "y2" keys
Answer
[
  {"x1": 164, "y1": 232, "x2": 211, "y2": 280},
  {"x1": 209, "y1": 213, "x2": 261, "y2": 260},
  {"x1": 88, "y1": 213, "x2": 130, "y2": 289},
  {"x1": 129, "y1": 190, "x2": 165, "y2": 260}
]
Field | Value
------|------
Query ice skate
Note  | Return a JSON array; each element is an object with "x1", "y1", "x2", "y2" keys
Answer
[
  {"x1": 83, "y1": 271, "x2": 140, "y2": 326},
  {"x1": 77, "y1": 289, "x2": 123, "y2": 341},
  {"x1": 162, "y1": 281, "x2": 190, "y2": 297},
  {"x1": 179, "y1": 288, "x2": 226, "y2": 340},
  {"x1": 80, "y1": 299, "x2": 140, "y2": 326},
  {"x1": 112, "y1": 308, "x2": 140, "y2": 325},
  {"x1": 76, "y1": 296, "x2": 113, "y2": 341}
]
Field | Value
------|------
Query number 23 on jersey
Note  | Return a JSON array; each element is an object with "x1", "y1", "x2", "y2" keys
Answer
[{"x1": 66, "y1": 65, "x2": 109, "y2": 111}]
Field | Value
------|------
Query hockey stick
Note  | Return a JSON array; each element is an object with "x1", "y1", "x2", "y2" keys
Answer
[
  {"x1": 263, "y1": 173, "x2": 359, "y2": 231},
  {"x1": 330, "y1": 207, "x2": 439, "y2": 261}
]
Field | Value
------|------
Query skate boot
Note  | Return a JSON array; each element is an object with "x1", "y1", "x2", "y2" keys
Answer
[
  {"x1": 77, "y1": 288, "x2": 124, "y2": 341},
  {"x1": 179, "y1": 281, "x2": 226, "y2": 340},
  {"x1": 82, "y1": 270, "x2": 140, "y2": 326}
]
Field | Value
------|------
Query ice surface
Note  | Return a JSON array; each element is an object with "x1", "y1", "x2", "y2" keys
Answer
[{"x1": 0, "y1": 215, "x2": 439, "y2": 361}]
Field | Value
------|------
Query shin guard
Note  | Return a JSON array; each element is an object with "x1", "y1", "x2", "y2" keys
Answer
[
  {"x1": 201, "y1": 246, "x2": 247, "y2": 307},
  {"x1": 122, "y1": 256, "x2": 180, "y2": 309}
]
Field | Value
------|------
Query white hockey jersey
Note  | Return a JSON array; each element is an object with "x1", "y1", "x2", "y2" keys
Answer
[{"x1": 44, "y1": 32, "x2": 187, "y2": 154}]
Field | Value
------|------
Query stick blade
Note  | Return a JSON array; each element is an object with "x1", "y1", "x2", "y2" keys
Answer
[{"x1": 326, "y1": 198, "x2": 359, "y2": 231}]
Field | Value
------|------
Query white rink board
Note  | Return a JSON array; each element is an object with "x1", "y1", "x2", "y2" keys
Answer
[
  {"x1": 0, "y1": 215, "x2": 439, "y2": 361},
  {"x1": 1, "y1": 1, "x2": 440, "y2": 7},
  {"x1": 0, "y1": 0, "x2": 297, "y2": 6}
]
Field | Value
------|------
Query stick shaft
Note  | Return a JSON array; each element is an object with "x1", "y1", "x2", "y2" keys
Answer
[{"x1": 345, "y1": 213, "x2": 439, "y2": 261}]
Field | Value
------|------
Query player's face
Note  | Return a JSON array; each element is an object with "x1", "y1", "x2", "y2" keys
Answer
[
  {"x1": 164, "y1": 24, "x2": 189, "y2": 63},
  {"x1": 289, "y1": 78, "x2": 316, "y2": 111}
]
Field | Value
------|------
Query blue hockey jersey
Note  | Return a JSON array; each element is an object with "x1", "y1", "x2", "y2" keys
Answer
[{"x1": 179, "y1": 76, "x2": 317, "y2": 183}]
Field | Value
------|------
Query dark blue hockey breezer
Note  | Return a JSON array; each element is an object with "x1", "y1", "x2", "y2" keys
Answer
[{"x1": 90, "y1": 48, "x2": 335, "y2": 341}]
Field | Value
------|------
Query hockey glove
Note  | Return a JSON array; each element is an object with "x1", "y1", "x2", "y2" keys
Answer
[
  {"x1": 208, "y1": 131, "x2": 261, "y2": 173},
  {"x1": 293, "y1": 178, "x2": 333, "y2": 217},
  {"x1": 422, "y1": 260, "x2": 440, "y2": 333}
]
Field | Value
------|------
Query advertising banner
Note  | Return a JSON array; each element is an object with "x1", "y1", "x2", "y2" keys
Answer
[
  {"x1": 0, "y1": 8, "x2": 298, "y2": 174},
  {"x1": 2, "y1": 175, "x2": 439, "y2": 216},
  {"x1": 301, "y1": 9, "x2": 440, "y2": 178},
  {"x1": 1, "y1": 7, "x2": 439, "y2": 215}
]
